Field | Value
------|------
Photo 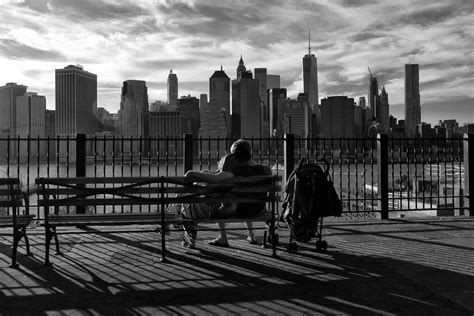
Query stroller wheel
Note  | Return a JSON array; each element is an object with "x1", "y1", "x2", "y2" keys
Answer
[
  {"x1": 287, "y1": 242, "x2": 298, "y2": 254},
  {"x1": 322, "y1": 240, "x2": 328, "y2": 251},
  {"x1": 316, "y1": 240, "x2": 328, "y2": 252},
  {"x1": 267, "y1": 233, "x2": 279, "y2": 246}
]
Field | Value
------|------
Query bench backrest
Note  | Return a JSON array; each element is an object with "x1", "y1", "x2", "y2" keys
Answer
[
  {"x1": 0, "y1": 178, "x2": 24, "y2": 210},
  {"x1": 36, "y1": 176, "x2": 280, "y2": 213}
]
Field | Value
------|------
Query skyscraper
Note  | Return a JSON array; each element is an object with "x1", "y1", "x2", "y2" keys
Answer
[
  {"x1": 303, "y1": 32, "x2": 319, "y2": 107},
  {"x1": 55, "y1": 65, "x2": 97, "y2": 136},
  {"x1": 16, "y1": 92, "x2": 46, "y2": 156},
  {"x1": 119, "y1": 80, "x2": 149, "y2": 144},
  {"x1": 236, "y1": 55, "x2": 247, "y2": 79},
  {"x1": 321, "y1": 96, "x2": 355, "y2": 142},
  {"x1": 0, "y1": 82, "x2": 27, "y2": 135},
  {"x1": 231, "y1": 70, "x2": 260, "y2": 138},
  {"x1": 405, "y1": 64, "x2": 421, "y2": 137},
  {"x1": 282, "y1": 98, "x2": 311, "y2": 138},
  {"x1": 268, "y1": 88, "x2": 287, "y2": 136},
  {"x1": 379, "y1": 86, "x2": 390, "y2": 132},
  {"x1": 209, "y1": 67, "x2": 230, "y2": 133},
  {"x1": 167, "y1": 70, "x2": 178, "y2": 109},
  {"x1": 368, "y1": 75, "x2": 379, "y2": 118}
]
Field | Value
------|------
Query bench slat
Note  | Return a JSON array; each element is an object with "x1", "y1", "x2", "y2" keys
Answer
[{"x1": 0, "y1": 215, "x2": 35, "y2": 227}]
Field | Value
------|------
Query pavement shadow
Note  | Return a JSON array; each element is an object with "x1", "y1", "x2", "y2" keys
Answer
[{"x1": 1, "y1": 228, "x2": 472, "y2": 315}]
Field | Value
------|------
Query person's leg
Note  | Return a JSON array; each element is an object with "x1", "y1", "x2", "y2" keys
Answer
[
  {"x1": 181, "y1": 203, "x2": 213, "y2": 248},
  {"x1": 245, "y1": 221, "x2": 258, "y2": 244},
  {"x1": 208, "y1": 222, "x2": 229, "y2": 246}
]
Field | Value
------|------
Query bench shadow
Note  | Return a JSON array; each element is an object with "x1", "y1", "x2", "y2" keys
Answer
[{"x1": 1, "y1": 228, "x2": 472, "y2": 315}]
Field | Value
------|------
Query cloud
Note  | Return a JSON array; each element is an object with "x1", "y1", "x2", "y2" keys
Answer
[
  {"x1": 21, "y1": 0, "x2": 146, "y2": 21},
  {"x1": 0, "y1": 38, "x2": 64, "y2": 60}
]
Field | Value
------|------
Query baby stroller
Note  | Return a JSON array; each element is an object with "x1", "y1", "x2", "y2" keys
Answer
[{"x1": 279, "y1": 158, "x2": 342, "y2": 253}]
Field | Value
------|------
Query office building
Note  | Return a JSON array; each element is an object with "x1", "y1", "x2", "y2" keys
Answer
[
  {"x1": 321, "y1": 96, "x2": 355, "y2": 138},
  {"x1": 282, "y1": 98, "x2": 311, "y2": 138},
  {"x1": 209, "y1": 67, "x2": 230, "y2": 133},
  {"x1": 0, "y1": 82, "x2": 27, "y2": 135},
  {"x1": 120, "y1": 80, "x2": 149, "y2": 152},
  {"x1": 167, "y1": 70, "x2": 178, "y2": 110},
  {"x1": 268, "y1": 88, "x2": 287, "y2": 137},
  {"x1": 417, "y1": 122, "x2": 432, "y2": 138},
  {"x1": 177, "y1": 95, "x2": 200, "y2": 153},
  {"x1": 405, "y1": 64, "x2": 421, "y2": 138},
  {"x1": 254, "y1": 68, "x2": 267, "y2": 132},
  {"x1": 45, "y1": 110, "x2": 55, "y2": 137},
  {"x1": 149, "y1": 111, "x2": 183, "y2": 157},
  {"x1": 441, "y1": 119, "x2": 459, "y2": 137},
  {"x1": 231, "y1": 69, "x2": 260, "y2": 138},
  {"x1": 149, "y1": 100, "x2": 168, "y2": 112},
  {"x1": 55, "y1": 65, "x2": 98, "y2": 137},
  {"x1": 267, "y1": 75, "x2": 280, "y2": 91},
  {"x1": 16, "y1": 92, "x2": 46, "y2": 157},
  {"x1": 378, "y1": 86, "x2": 390, "y2": 132},
  {"x1": 199, "y1": 98, "x2": 228, "y2": 157},
  {"x1": 199, "y1": 94, "x2": 207, "y2": 109},
  {"x1": 368, "y1": 75, "x2": 379, "y2": 119}
]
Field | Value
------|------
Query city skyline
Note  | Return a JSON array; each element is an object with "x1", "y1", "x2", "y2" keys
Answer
[{"x1": 0, "y1": 0, "x2": 473, "y2": 125}]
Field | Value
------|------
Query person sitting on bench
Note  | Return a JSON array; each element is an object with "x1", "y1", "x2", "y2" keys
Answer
[{"x1": 179, "y1": 139, "x2": 270, "y2": 248}]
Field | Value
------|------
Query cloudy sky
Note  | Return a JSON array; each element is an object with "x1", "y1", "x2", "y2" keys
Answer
[{"x1": 0, "y1": 0, "x2": 473, "y2": 125}]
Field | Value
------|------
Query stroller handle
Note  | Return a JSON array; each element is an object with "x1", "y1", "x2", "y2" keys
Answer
[{"x1": 318, "y1": 158, "x2": 330, "y2": 174}]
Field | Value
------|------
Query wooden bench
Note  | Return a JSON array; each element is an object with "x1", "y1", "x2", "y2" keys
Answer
[
  {"x1": 0, "y1": 178, "x2": 35, "y2": 268},
  {"x1": 35, "y1": 175, "x2": 279, "y2": 265}
]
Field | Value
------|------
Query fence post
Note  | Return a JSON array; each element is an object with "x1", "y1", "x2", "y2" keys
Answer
[
  {"x1": 284, "y1": 134, "x2": 294, "y2": 183},
  {"x1": 377, "y1": 133, "x2": 389, "y2": 219},
  {"x1": 76, "y1": 133, "x2": 86, "y2": 214},
  {"x1": 464, "y1": 133, "x2": 473, "y2": 216},
  {"x1": 183, "y1": 134, "x2": 193, "y2": 174}
]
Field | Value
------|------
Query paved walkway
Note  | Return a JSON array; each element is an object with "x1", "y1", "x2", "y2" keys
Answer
[{"x1": 1, "y1": 217, "x2": 473, "y2": 315}]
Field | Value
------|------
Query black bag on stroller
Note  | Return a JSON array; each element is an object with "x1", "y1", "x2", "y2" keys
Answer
[{"x1": 280, "y1": 158, "x2": 342, "y2": 253}]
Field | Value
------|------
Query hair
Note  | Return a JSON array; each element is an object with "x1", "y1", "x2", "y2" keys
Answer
[{"x1": 230, "y1": 139, "x2": 251, "y2": 162}]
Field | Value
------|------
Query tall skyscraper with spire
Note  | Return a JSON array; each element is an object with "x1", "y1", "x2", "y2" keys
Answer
[
  {"x1": 167, "y1": 70, "x2": 178, "y2": 109},
  {"x1": 405, "y1": 64, "x2": 421, "y2": 137},
  {"x1": 237, "y1": 55, "x2": 247, "y2": 80},
  {"x1": 303, "y1": 31, "x2": 319, "y2": 107}
]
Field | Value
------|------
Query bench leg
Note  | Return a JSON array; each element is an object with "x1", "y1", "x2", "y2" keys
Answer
[
  {"x1": 44, "y1": 226, "x2": 55, "y2": 266},
  {"x1": 262, "y1": 229, "x2": 268, "y2": 248},
  {"x1": 9, "y1": 227, "x2": 21, "y2": 268},
  {"x1": 52, "y1": 227, "x2": 61, "y2": 255},
  {"x1": 22, "y1": 227, "x2": 32, "y2": 256}
]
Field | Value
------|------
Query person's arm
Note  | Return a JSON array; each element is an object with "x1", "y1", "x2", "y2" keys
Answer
[{"x1": 185, "y1": 170, "x2": 234, "y2": 183}]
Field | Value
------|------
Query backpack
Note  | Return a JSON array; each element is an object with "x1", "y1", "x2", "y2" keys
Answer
[
  {"x1": 282, "y1": 158, "x2": 342, "y2": 242},
  {"x1": 232, "y1": 164, "x2": 270, "y2": 218}
]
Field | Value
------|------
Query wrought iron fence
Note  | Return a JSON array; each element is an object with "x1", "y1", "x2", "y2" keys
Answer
[{"x1": 0, "y1": 134, "x2": 472, "y2": 220}]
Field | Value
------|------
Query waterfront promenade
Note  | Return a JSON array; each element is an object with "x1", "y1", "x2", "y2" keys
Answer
[{"x1": 1, "y1": 217, "x2": 473, "y2": 314}]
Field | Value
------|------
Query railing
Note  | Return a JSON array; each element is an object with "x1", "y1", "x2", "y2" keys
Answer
[{"x1": 0, "y1": 133, "x2": 472, "y2": 220}]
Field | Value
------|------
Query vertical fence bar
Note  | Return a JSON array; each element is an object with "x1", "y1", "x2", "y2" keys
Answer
[
  {"x1": 183, "y1": 134, "x2": 193, "y2": 174},
  {"x1": 284, "y1": 134, "x2": 294, "y2": 183},
  {"x1": 377, "y1": 134, "x2": 389, "y2": 219},
  {"x1": 464, "y1": 133, "x2": 473, "y2": 216},
  {"x1": 76, "y1": 134, "x2": 86, "y2": 214}
]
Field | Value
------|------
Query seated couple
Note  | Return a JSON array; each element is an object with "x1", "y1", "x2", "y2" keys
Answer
[{"x1": 175, "y1": 139, "x2": 272, "y2": 249}]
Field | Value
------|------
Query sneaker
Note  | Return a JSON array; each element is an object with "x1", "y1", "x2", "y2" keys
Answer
[{"x1": 181, "y1": 241, "x2": 196, "y2": 249}]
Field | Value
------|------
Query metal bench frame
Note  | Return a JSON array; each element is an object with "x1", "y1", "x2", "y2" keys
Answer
[
  {"x1": 0, "y1": 178, "x2": 35, "y2": 268},
  {"x1": 36, "y1": 175, "x2": 279, "y2": 266}
]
